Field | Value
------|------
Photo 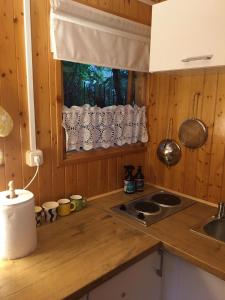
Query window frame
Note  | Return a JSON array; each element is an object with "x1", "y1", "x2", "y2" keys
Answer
[{"x1": 55, "y1": 61, "x2": 148, "y2": 167}]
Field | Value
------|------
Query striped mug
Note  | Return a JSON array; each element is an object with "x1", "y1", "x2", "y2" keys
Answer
[{"x1": 42, "y1": 201, "x2": 59, "y2": 223}]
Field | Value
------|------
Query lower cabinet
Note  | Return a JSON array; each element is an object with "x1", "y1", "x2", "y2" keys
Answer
[
  {"x1": 89, "y1": 250, "x2": 162, "y2": 300},
  {"x1": 80, "y1": 251, "x2": 225, "y2": 300},
  {"x1": 162, "y1": 252, "x2": 225, "y2": 300}
]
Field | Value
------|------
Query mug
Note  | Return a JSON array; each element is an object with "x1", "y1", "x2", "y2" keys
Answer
[
  {"x1": 57, "y1": 198, "x2": 76, "y2": 216},
  {"x1": 42, "y1": 201, "x2": 59, "y2": 223},
  {"x1": 35, "y1": 206, "x2": 43, "y2": 226},
  {"x1": 70, "y1": 195, "x2": 87, "y2": 212}
]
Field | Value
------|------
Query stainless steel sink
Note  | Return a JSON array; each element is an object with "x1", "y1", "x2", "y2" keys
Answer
[
  {"x1": 203, "y1": 218, "x2": 225, "y2": 242},
  {"x1": 191, "y1": 217, "x2": 225, "y2": 244}
]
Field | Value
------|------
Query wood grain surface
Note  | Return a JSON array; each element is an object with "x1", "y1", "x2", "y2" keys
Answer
[
  {"x1": 91, "y1": 185, "x2": 225, "y2": 281},
  {"x1": 1, "y1": 0, "x2": 225, "y2": 206},
  {"x1": 0, "y1": 0, "x2": 150, "y2": 204},
  {"x1": 0, "y1": 205, "x2": 159, "y2": 300},
  {"x1": 146, "y1": 69, "x2": 225, "y2": 204},
  {"x1": 1, "y1": 186, "x2": 225, "y2": 300}
]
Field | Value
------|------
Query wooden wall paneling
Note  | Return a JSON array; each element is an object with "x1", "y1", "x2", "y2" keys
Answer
[
  {"x1": 0, "y1": 83, "x2": 6, "y2": 189},
  {"x1": 98, "y1": 0, "x2": 113, "y2": 11},
  {"x1": 195, "y1": 69, "x2": 218, "y2": 200},
  {"x1": 74, "y1": 0, "x2": 151, "y2": 25},
  {"x1": 65, "y1": 165, "x2": 75, "y2": 198},
  {"x1": 146, "y1": 74, "x2": 158, "y2": 184},
  {"x1": 158, "y1": 73, "x2": 189, "y2": 191},
  {"x1": 0, "y1": 13, "x2": 6, "y2": 189},
  {"x1": 47, "y1": 2, "x2": 66, "y2": 202},
  {"x1": 208, "y1": 70, "x2": 225, "y2": 203},
  {"x1": 151, "y1": 73, "x2": 170, "y2": 186},
  {"x1": 1, "y1": 0, "x2": 23, "y2": 190},
  {"x1": 124, "y1": 0, "x2": 138, "y2": 22},
  {"x1": 31, "y1": 0, "x2": 53, "y2": 203},
  {"x1": 108, "y1": 157, "x2": 118, "y2": 191},
  {"x1": 12, "y1": 0, "x2": 39, "y2": 198},
  {"x1": 116, "y1": 155, "x2": 125, "y2": 188},
  {"x1": 123, "y1": 152, "x2": 146, "y2": 176},
  {"x1": 135, "y1": 73, "x2": 148, "y2": 106},
  {"x1": 158, "y1": 74, "x2": 178, "y2": 190},
  {"x1": 88, "y1": 160, "x2": 102, "y2": 196},
  {"x1": 77, "y1": 162, "x2": 89, "y2": 197},
  {"x1": 100, "y1": 158, "x2": 109, "y2": 193},
  {"x1": 182, "y1": 71, "x2": 205, "y2": 196},
  {"x1": 171, "y1": 73, "x2": 193, "y2": 193},
  {"x1": 147, "y1": 68, "x2": 225, "y2": 203}
]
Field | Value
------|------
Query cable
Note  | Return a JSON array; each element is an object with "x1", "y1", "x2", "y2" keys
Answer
[{"x1": 23, "y1": 156, "x2": 40, "y2": 190}]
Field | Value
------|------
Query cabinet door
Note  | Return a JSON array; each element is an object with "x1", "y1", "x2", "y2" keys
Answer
[
  {"x1": 89, "y1": 251, "x2": 162, "y2": 300},
  {"x1": 150, "y1": 0, "x2": 225, "y2": 72},
  {"x1": 162, "y1": 252, "x2": 225, "y2": 300}
]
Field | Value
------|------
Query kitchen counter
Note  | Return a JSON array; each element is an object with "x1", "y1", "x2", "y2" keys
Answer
[
  {"x1": 92, "y1": 185, "x2": 225, "y2": 281},
  {"x1": 0, "y1": 205, "x2": 160, "y2": 300},
  {"x1": 1, "y1": 185, "x2": 225, "y2": 299}
]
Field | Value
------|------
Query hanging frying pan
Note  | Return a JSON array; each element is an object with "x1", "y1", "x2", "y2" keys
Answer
[
  {"x1": 157, "y1": 118, "x2": 181, "y2": 167},
  {"x1": 178, "y1": 92, "x2": 208, "y2": 149}
]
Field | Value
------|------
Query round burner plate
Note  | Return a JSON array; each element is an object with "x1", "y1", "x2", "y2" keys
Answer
[
  {"x1": 151, "y1": 193, "x2": 181, "y2": 207},
  {"x1": 134, "y1": 201, "x2": 161, "y2": 215}
]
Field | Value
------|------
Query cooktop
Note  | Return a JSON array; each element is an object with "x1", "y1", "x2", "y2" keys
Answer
[{"x1": 112, "y1": 191, "x2": 195, "y2": 226}]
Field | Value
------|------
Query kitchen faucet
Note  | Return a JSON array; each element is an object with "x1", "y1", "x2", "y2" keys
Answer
[{"x1": 215, "y1": 202, "x2": 225, "y2": 220}]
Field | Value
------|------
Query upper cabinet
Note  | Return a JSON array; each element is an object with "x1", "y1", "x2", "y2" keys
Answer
[{"x1": 149, "y1": 0, "x2": 225, "y2": 72}]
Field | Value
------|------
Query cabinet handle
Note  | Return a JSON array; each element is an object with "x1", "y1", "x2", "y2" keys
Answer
[
  {"x1": 155, "y1": 248, "x2": 164, "y2": 278},
  {"x1": 182, "y1": 54, "x2": 213, "y2": 63}
]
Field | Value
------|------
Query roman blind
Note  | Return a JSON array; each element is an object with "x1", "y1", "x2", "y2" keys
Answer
[{"x1": 50, "y1": 0, "x2": 150, "y2": 72}]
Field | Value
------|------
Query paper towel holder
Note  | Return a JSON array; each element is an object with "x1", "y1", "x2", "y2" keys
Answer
[{"x1": 7, "y1": 181, "x2": 18, "y2": 199}]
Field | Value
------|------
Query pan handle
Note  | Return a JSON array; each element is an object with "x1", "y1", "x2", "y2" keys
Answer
[
  {"x1": 192, "y1": 92, "x2": 201, "y2": 119},
  {"x1": 166, "y1": 118, "x2": 173, "y2": 140}
]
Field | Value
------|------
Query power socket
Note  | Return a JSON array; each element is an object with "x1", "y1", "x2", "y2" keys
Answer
[{"x1": 26, "y1": 150, "x2": 43, "y2": 167}]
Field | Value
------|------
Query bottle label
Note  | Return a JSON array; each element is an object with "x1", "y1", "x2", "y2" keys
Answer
[
  {"x1": 124, "y1": 180, "x2": 135, "y2": 193},
  {"x1": 135, "y1": 179, "x2": 144, "y2": 191}
]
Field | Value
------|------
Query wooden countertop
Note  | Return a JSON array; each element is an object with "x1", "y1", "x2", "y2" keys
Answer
[
  {"x1": 1, "y1": 185, "x2": 225, "y2": 299},
  {"x1": 0, "y1": 205, "x2": 160, "y2": 300},
  {"x1": 91, "y1": 185, "x2": 225, "y2": 281}
]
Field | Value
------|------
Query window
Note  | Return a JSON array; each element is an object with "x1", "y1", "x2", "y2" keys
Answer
[
  {"x1": 55, "y1": 61, "x2": 148, "y2": 166},
  {"x1": 51, "y1": 1, "x2": 150, "y2": 165},
  {"x1": 63, "y1": 61, "x2": 132, "y2": 108},
  {"x1": 62, "y1": 62, "x2": 148, "y2": 154}
]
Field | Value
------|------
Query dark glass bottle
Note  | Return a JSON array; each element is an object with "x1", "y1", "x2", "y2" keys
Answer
[
  {"x1": 134, "y1": 166, "x2": 144, "y2": 192},
  {"x1": 124, "y1": 165, "x2": 135, "y2": 194}
]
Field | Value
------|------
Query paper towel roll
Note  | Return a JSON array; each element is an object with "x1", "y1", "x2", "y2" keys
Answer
[{"x1": 0, "y1": 189, "x2": 37, "y2": 259}]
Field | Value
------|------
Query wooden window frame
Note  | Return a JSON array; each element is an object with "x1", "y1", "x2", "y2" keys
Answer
[{"x1": 55, "y1": 61, "x2": 148, "y2": 167}]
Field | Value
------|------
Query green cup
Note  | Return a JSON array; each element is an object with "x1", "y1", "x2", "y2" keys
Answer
[{"x1": 70, "y1": 195, "x2": 87, "y2": 212}]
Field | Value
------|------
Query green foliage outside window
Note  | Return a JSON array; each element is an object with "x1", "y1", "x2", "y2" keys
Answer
[{"x1": 63, "y1": 61, "x2": 129, "y2": 108}]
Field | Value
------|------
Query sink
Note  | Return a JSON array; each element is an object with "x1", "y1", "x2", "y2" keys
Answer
[
  {"x1": 191, "y1": 217, "x2": 225, "y2": 244},
  {"x1": 203, "y1": 218, "x2": 225, "y2": 243}
]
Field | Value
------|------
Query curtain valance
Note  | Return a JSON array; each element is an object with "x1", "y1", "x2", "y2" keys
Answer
[
  {"x1": 62, "y1": 104, "x2": 148, "y2": 151},
  {"x1": 50, "y1": 0, "x2": 150, "y2": 72}
]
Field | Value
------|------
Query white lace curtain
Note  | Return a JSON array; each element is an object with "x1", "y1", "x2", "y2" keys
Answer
[{"x1": 62, "y1": 104, "x2": 148, "y2": 152}]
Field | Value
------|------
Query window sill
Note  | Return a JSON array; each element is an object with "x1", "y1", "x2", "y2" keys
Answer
[{"x1": 59, "y1": 143, "x2": 147, "y2": 166}]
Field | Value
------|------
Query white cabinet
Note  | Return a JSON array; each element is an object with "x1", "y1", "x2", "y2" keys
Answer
[
  {"x1": 149, "y1": 0, "x2": 225, "y2": 72},
  {"x1": 162, "y1": 252, "x2": 225, "y2": 300},
  {"x1": 89, "y1": 251, "x2": 162, "y2": 300}
]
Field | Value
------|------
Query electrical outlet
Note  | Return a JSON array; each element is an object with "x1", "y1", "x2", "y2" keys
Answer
[{"x1": 26, "y1": 149, "x2": 43, "y2": 167}]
